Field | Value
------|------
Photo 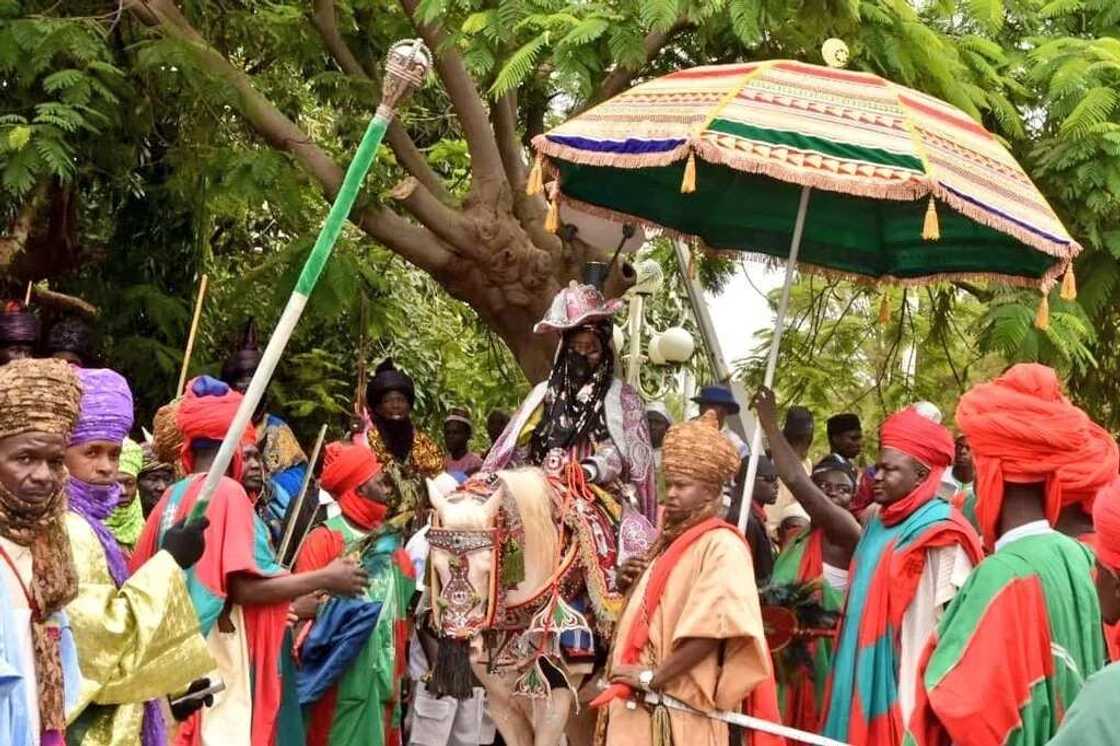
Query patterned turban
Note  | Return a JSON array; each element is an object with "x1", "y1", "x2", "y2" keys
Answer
[
  {"x1": 661, "y1": 410, "x2": 741, "y2": 488},
  {"x1": 152, "y1": 400, "x2": 183, "y2": 468},
  {"x1": 0, "y1": 358, "x2": 82, "y2": 440},
  {"x1": 70, "y1": 368, "x2": 133, "y2": 446},
  {"x1": 138, "y1": 442, "x2": 173, "y2": 477},
  {"x1": 956, "y1": 363, "x2": 1119, "y2": 548}
]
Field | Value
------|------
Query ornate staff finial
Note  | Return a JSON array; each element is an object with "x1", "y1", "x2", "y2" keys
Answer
[{"x1": 378, "y1": 38, "x2": 432, "y2": 119}]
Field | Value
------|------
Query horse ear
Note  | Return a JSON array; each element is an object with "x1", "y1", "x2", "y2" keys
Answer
[{"x1": 427, "y1": 478, "x2": 452, "y2": 515}]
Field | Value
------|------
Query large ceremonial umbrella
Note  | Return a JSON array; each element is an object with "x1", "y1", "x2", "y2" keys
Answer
[{"x1": 528, "y1": 59, "x2": 1082, "y2": 534}]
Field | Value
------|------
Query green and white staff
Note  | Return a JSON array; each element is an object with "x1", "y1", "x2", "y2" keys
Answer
[{"x1": 189, "y1": 39, "x2": 432, "y2": 522}]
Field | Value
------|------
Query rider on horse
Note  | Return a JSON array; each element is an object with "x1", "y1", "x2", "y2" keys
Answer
[{"x1": 481, "y1": 278, "x2": 657, "y2": 670}]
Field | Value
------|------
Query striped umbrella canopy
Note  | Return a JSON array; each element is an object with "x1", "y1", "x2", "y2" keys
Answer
[{"x1": 530, "y1": 59, "x2": 1081, "y2": 301}]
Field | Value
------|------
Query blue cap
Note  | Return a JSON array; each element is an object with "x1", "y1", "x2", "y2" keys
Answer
[{"x1": 691, "y1": 385, "x2": 740, "y2": 415}]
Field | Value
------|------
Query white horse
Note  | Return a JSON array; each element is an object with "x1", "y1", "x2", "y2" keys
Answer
[{"x1": 427, "y1": 469, "x2": 598, "y2": 746}]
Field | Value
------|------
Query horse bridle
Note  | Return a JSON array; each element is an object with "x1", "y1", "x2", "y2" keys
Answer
[{"x1": 427, "y1": 525, "x2": 499, "y2": 638}]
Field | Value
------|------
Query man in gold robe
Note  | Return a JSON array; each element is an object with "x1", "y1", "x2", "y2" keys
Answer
[
  {"x1": 598, "y1": 411, "x2": 781, "y2": 746},
  {"x1": 63, "y1": 366, "x2": 213, "y2": 746}
]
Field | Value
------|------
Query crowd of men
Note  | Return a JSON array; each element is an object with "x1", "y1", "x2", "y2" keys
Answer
[{"x1": 1, "y1": 282, "x2": 1119, "y2": 746}]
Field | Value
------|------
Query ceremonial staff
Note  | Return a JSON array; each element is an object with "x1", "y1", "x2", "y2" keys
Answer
[{"x1": 189, "y1": 39, "x2": 432, "y2": 522}]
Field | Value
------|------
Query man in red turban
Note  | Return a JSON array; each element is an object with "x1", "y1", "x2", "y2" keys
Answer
[
  {"x1": 133, "y1": 377, "x2": 367, "y2": 746},
  {"x1": 906, "y1": 364, "x2": 1108, "y2": 746},
  {"x1": 821, "y1": 407, "x2": 982, "y2": 746},
  {"x1": 293, "y1": 442, "x2": 414, "y2": 746},
  {"x1": 1049, "y1": 478, "x2": 1120, "y2": 745}
]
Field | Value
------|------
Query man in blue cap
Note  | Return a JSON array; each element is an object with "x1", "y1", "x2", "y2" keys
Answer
[{"x1": 692, "y1": 385, "x2": 748, "y2": 458}]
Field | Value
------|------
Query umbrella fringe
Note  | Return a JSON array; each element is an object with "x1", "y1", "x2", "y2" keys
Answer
[
  {"x1": 551, "y1": 192, "x2": 1068, "y2": 293},
  {"x1": 531, "y1": 139, "x2": 1081, "y2": 273}
]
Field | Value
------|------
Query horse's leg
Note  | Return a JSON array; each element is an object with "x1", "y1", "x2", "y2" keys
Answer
[
  {"x1": 530, "y1": 688, "x2": 575, "y2": 746},
  {"x1": 473, "y1": 664, "x2": 535, "y2": 746},
  {"x1": 564, "y1": 676, "x2": 597, "y2": 746}
]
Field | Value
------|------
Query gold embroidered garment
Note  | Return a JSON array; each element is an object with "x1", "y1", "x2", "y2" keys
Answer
[{"x1": 63, "y1": 513, "x2": 213, "y2": 746}]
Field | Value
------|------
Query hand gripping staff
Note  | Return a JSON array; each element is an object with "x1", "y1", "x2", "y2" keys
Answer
[{"x1": 187, "y1": 39, "x2": 432, "y2": 523}]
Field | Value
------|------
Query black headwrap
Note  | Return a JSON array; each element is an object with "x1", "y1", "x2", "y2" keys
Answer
[
  {"x1": 0, "y1": 303, "x2": 39, "y2": 345},
  {"x1": 367, "y1": 359, "x2": 417, "y2": 463},
  {"x1": 366, "y1": 358, "x2": 416, "y2": 408},
  {"x1": 529, "y1": 322, "x2": 614, "y2": 462},
  {"x1": 45, "y1": 317, "x2": 93, "y2": 361},
  {"x1": 827, "y1": 413, "x2": 862, "y2": 438},
  {"x1": 220, "y1": 318, "x2": 263, "y2": 384}
]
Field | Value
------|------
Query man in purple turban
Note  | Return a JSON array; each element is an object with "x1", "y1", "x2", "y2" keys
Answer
[{"x1": 62, "y1": 367, "x2": 213, "y2": 746}]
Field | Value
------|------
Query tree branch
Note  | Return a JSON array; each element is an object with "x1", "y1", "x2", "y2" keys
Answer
[
  {"x1": 389, "y1": 176, "x2": 472, "y2": 250},
  {"x1": 492, "y1": 92, "x2": 526, "y2": 189},
  {"x1": 127, "y1": 0, "x2": 455, "y2": 273},
  {"x1": 587, "y1": 20, "x2": 692, "y2": 109},
  {"x1": 397, "y1": 0, "x2": 508, "y2": 202},
  {"x1": 309, "y1": 0, "x2": 451, "y2": 204}
]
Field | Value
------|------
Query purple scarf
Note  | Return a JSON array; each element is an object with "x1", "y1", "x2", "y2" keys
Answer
[{"x1": 67, "y1": 478, "x2": 166, "y2": 746}]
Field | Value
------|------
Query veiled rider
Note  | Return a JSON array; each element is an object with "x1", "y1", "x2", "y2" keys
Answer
[{"x1": 483, "y1": 279, "x2": 657, "y2": 645}]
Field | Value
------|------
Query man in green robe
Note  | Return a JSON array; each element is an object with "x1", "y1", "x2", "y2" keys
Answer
[{"x1": 906, "y1": 364, "x2": 1115, "y2": 746}]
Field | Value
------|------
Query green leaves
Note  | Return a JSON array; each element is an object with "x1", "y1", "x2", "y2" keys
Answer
[
  {"x1": 729, "y1": 0, "x2": 762, "y2": 47},
  {"x1": 490, "y1": 32, "x2": 550, "y2": 97},
  {"x1": 1061, "y1": 86, "x2": 1120, "y2": 138}
]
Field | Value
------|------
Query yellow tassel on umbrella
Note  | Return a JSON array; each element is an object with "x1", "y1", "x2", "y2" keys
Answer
[
  {"x1": 879, "y1": 293, "x2": 891, "y2": 325},
  {"x1": 922, "y1": 195, "x2": 940, "y2": 241},
  {"x1": 1060, "y1": 264, "x2": 1077, "y2": 301},
  {"x1": 680, "y1": 151, "x2": 697, "y2": 194},
  {"x1": 527, "y1": 153, "x2": 544, "y2": 196},
  {"x1": 545, "y1": 196, "x2": 560, "y2": 234},
  {"x1": 1034, "y1": 293, "x2": 1050, "y2": 331}
]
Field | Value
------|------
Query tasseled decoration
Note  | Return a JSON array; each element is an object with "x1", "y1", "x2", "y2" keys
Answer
[
  {"x1": 1035, "y1": 292, "x2": 1050, "y2": 331},
  {"x1": 680, "y1": 151, "x2": 697, "y2": 194},
  {"x1": 514, "y1": 658, "x2": 551, "y2": 699},
  {"x1": 545, "y1": 194, "x2": 560, "y2": 234},
  {"x1": 651, "y1": 701, "x2": 674, "y2": 746},
  {"x1": 922, "y1": 195, "x2": 940, "y2": 241},
  {"x1": 1061, "y1": 263, "x2": 1078, "y2": 301},
  {"x1": 527, "y1": 153, "x2": 544, "y2": 195},
  {"x1": 500, "y1": 537, "x2": 525, "y2": 589},
  {"x1": 878, "y1": 293, "x2": 891, "y2": 325},
  {"x1": 429, "y1": 636, "x2": 475, "y2": 700}
]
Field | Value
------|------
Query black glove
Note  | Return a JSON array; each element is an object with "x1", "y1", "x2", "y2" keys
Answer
[
  {"x1": 169, "y1": 678, "x2": 214, "y2": 721},
  {"x1": 163, "y1": 518, "x2": 209, "y2": 569}
]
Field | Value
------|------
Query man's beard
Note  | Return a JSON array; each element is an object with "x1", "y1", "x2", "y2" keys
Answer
[{"x1": 375, "y1": 414, "x2": 415, "y2": 463}]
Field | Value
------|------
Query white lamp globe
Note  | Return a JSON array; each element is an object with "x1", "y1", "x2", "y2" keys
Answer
[{"x1": 658, "y1": 326, "x2": 695, "y2": 363}]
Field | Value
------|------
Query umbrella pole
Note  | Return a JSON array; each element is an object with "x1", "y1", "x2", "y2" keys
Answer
[{"x1": 737, "y1": 186, "x2": 811, "y2": 535}]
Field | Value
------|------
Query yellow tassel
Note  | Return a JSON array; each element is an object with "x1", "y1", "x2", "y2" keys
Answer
[
  {"x1": 1060, "y1": 264, "x2": 1077, "y2": 301},
  {"x1": 545, "y1": 197, "x2": 559, "y2": 234},
  {"x1": 922, "y1": 195, "x2": 940, "y2": 241},
  {"x1": 651, "y1": 703, "x2": 674, "y2": 746},
  {"x1": 526, "y1": 153, "x2": 544, "y2": 196},
  {"x1": 1035, "y1": 293, "x2": 1050, "y2": 331},
  {"x1": 680, "y1": 151, "x2": 697, "y2": 194},
  {"x1": 879, "y1": 293, "x2": 891, "y2": 325}
]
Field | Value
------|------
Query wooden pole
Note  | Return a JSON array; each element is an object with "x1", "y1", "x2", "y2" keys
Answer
[
  {"x1": 23, "y1": 281, "x2": 32, "y2": 306},
  {"x1": 177, "y1": 274, "x2": 209, "y2": 398},
  {"x1": 278, "y1": 423, "x2": 328, "y2": 564}
]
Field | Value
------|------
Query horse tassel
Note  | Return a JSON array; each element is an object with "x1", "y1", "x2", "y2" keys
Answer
[
  {"x1": 500, "y1": 537, "x2": 525, "y2": 589},
  {"x1": 430, "y1": 636, "x2": 475, "y2": 700}
]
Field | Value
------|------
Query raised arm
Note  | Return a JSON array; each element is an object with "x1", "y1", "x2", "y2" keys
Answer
[
  {"x1": 228, "y1": 556, "x2": 367, "y2": 606},
  {"x1": 752, "y1": 387, "x2": 861, "y2": 555}
]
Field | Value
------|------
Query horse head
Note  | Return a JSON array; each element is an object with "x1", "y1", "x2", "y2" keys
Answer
[{"x1": 427, "y1": 468, "x2": 559, "y2": 698}]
